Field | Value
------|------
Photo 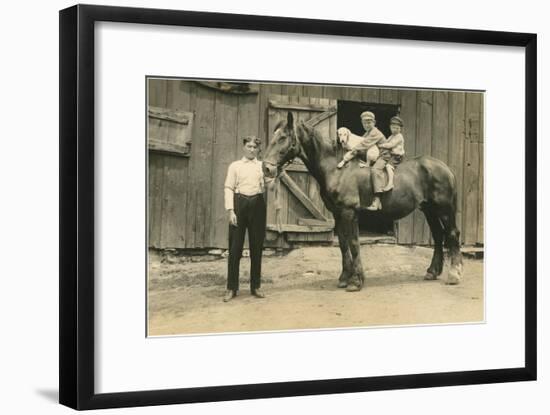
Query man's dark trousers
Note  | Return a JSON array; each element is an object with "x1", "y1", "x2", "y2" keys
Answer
[{"x1": 227, "y1": 193, "x2": 267, "y2": 292}]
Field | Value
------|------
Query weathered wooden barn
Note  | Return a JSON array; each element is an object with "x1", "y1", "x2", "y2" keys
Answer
[{"x1": 148, "y1": 79, "x2": 484, "y2": 250}]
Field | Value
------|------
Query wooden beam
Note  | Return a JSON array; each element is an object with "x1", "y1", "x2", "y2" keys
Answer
[
  {"x1": 268, "y1": 99, "x2": 336, "y2": 112},
  {"x1": 280, "y1": 172, "x2": 327, "y2": 221},
  {"x1": 195, "y1": 81, "x2": 259, "y2": 95},
  {"x1": 148, "y1": 106, "x2": 192, "y2": 124},
  {"x1": 305, "y1": 110, "x2": 337, "y2": 128},
  {"x1": 148, "y1": 138, "x2": 190, "y2": 156},
  {"x1": 285, "y1": 162, "x2": 308, "y2": 172},
  {"x1": 297, "y1": 218, "x2": 335, "y2": 227},
  {"x1": 266, "y1": 224, "x2": 333, "y2": 233}
]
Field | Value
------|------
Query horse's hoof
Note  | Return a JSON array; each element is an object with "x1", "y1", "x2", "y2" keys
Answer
[
  {"x1": 446, "y1": 274, "x2": 461, "y2": 285},
  {"x1": 424, "y1": 272, "x2": 438, "y2": 281},
  {"x1": 446, "y1": 264, "x2": 463, "y2": 285},
  {"x1": 345, "y1": 284, "x2": 361, "y2": 292},
  {"x1": 337, "y1": 281, "x2": 348, "y2": 289}
]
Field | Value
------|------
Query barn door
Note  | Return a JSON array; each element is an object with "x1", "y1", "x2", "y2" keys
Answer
[{"x1": 265, "y1": 94, "x2": 337, "y2": 245}]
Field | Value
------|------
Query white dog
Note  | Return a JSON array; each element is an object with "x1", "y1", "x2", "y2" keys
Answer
[{"x1": 337, "y1": 127, "x2": 379, "y2": 165}]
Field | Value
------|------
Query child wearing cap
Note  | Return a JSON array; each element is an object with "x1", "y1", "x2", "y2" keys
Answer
[
  {"x1": 337, "y1": 111, "x2": 386, "y2": 169},
  {"x1": 378, "y1": 115, "x2": 405, "y2": 192}
]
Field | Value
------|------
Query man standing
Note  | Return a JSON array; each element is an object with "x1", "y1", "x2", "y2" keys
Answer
[{"x1": 223, "y1": 136, "x2": 271, "y2": 302}]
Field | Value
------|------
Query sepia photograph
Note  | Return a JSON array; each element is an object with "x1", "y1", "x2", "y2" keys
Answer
[{"x1": 146, "y1": 78, "x2": 484, "y2": 336}]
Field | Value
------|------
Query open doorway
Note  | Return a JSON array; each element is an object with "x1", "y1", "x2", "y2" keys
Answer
[{"x1": 337, "y1": 99, "x2": 400, "y2": 237}]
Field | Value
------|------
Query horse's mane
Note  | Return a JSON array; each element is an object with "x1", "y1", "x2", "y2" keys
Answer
[{"x1": 299, "y1": 121, "x2": 342, "y2": 158}]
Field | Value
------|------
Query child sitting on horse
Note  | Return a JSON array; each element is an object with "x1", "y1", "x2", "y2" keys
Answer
[
  {"x1": 337, "y1": 111, "x2": 386, "y2": 170},
  {"x1": 365, "y1": 115, "x2": 406, "y2": 210},
  {"x1": 378, "y1": 115, "x2": 405, "y2": 192}
]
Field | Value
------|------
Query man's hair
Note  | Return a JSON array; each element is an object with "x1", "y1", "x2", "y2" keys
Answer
[{"x1": 242, "y1": 136, "x2": 262, "y2": 146}]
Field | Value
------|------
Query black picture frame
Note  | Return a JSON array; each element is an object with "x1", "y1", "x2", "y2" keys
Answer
[{"x1": 59, "y1": 4, "x2": 537, "y2": 410}]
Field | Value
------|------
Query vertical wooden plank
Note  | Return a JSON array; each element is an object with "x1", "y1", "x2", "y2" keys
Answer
[
  {"x1": 448, "y1": 91, "x2": 466, "y2": 243},
  {"x1": 185, "y1": 84, "x2": 215, "y2": 248},
  {"x1": 362, "y1": 88, "x2": 380, "y2": 103},
  {"x1": 209, "y1": 91, "x2": 240, "y2": 248},
  {"x1": 148, "y1": 153, "x2": 165, "y2": 248},
  {"x1": 477, "y1": 94, "x2": 485, "y2": 245},
  {"x1": 148, "y1": 79, "x2": 166, "y2": 107},
  {"x1": 166, "y1": 79, "x2": 194, "y2": 110},
  {"x1": 347, "y1": 87, "x2": 362, "y2": 102},
  {"x1": 463, "y1": 92, "x2": 482, "y2": 245},
  {"x1": 414, "y1": 90, "x2": 433, "y2": 245},
  {"x1": 159, "y1": 156, "x2": 190, "y2": 248},
  {"x1": 463, "y1": 142, "x2": 480, "y2": 245},
  {"x1": 432, "y1": 91, "x2": 449, "y2": 164},
  {"x1": 281, "y1": 83, "x2": 302, "y2": 99},
  {"x1": 258, "y1": 83, "x2": 283, "y2": 146},
  {"x1": 322, "y1": 85, "x2": 347, "y2": 100},
  {"x1": 380, "y1": 89, "x2": 400, "y2": 105},
  {"x1": 303, "y1": 84, "x2": 323, "y2": 98},
  {"x1": 396, "y1": 90, "x2": 417, "y2": 244},
  {"x1": 477, "y1": 140, "x2": 484, "y2": 245}
]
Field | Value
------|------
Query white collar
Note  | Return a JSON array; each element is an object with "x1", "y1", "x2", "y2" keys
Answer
[{"x1": 241, "y1": 156, "x2": 258, "y2": 163}]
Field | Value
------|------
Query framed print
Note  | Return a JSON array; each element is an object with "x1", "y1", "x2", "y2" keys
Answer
[{"x1": 59, "y1": 4, "x2": 537, "y2": 410}]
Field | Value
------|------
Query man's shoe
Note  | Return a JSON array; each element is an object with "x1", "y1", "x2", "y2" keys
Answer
[
  {"x1": 252, "y1": 289, "x2": 265, "y2": 299},
  {"x1": 223, "y1": 290, "x2": 237, "y2": 302}
]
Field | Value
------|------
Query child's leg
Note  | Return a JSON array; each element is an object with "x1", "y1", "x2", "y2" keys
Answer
[{"x1": 383, "y1": 164, "x2": 395, "y2": 191}]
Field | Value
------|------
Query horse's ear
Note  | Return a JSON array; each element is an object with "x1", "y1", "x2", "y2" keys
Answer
[{"x1": 287, "y1": 111, "x2": 294, "y2": 129}]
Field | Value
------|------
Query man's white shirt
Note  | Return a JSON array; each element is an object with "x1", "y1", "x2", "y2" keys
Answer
[{"x1": 224, "y1": 157, "x2": 271, "y2": 210}]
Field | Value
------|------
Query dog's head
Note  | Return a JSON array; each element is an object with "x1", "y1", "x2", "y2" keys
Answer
[{"x1": 337, "y1": 127, "x2": 351, "y2": 145}]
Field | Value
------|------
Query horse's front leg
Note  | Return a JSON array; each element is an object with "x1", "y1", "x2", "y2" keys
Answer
[
  {"x1": 334, "y1": 214, "x2": 353, "y2": 288},
  {"x1": 340, "y1": 208, "x2": 365, "y2": 292}
]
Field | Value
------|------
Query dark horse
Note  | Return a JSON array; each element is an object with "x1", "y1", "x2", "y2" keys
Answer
[{"x1": 262, "y1": 112, "x2": 463, "y2": 292}]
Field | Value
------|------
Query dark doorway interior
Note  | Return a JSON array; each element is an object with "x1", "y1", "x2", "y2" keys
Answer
[
  {"x1": 337, "y1": 100, "x2": 400, "y2": 138},
  {"x1": 337, "y1": 99, "x2": 400, "y2": 236}
]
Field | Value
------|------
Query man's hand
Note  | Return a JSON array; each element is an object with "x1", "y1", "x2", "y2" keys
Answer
[
  {"x1": 228, "y1": 210, "x2": 238, "y2": 227},
  {"x1": 337, "y1": 160, "x2": 346, "y2": 169}
]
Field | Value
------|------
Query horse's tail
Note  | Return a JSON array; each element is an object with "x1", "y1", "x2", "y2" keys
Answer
[{"x1": 417, "y1": 155, "x2": 462, "y2": 258}]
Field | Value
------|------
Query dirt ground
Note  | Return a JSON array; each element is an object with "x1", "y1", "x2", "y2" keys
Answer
[{"x1": 148, "y1": 245, "x2": 484, "y2": 336}]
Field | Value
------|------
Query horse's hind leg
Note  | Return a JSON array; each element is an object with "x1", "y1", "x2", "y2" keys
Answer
[
  {"x1": 423, "y1": 207, "x2": 444, "y2": 280},
  {"x1": 440, "y1": 209, "x2": 463, "y2": 285}
]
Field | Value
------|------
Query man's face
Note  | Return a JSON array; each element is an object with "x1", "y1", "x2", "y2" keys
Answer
[
  {"x1": 361, "y1": 118, "x2": 375, "y2": 132},
  {"x1": 243, "y1": 141, "x2": 259, "y2": 159}
]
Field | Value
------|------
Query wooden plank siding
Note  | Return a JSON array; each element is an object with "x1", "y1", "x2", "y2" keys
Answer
[
  {"x1": 463, "y1": 93, "x2": 483, "y2": 245},
  {"x1": 148, "y1": 80, "x2": 484, "y2": 249},
  {"x1": 395, "y1": 90, "x2": 417, "y2": 244},
  {"x1": 414, "y1": 90, "x2": 434, "y2": 245},
  {"x1": 447, "y1": 92, "x2": 466, "y2": 239}
]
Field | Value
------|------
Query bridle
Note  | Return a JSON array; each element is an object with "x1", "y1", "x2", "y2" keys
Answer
[{"x1": 264, "y1": 122, "x2": 302, "y2": 177}]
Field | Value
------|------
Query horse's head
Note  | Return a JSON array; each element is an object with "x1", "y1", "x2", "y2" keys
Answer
[{"x1": 262, "y1": 111, "x2": 302, "y2": 178}]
